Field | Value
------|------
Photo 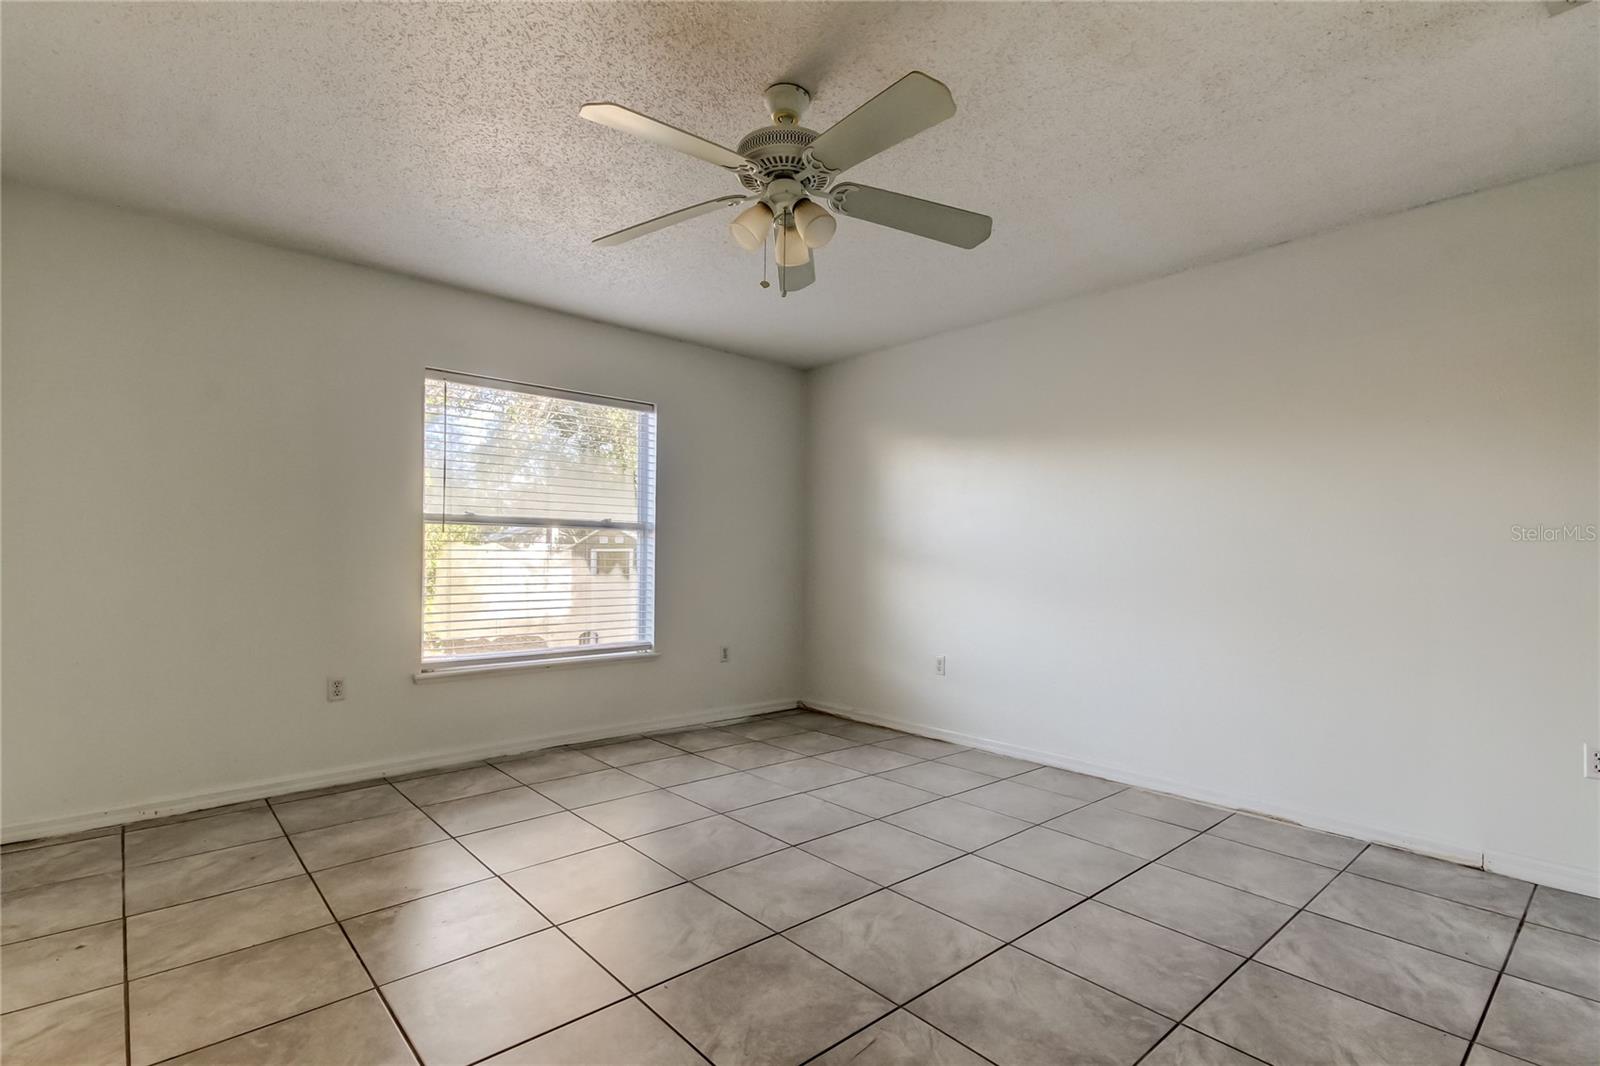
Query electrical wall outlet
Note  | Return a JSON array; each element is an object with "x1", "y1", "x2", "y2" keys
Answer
[
  {"x1": 935, "y1": 656, "x2": 946, "y2": 677},
  {"x1": 1585, "y1": 743, "x2": 1600, "y2": 780},
  {"x1": 327, "y1": 678, "x2": 346, "y2": 702},
  {"x1": 720, "y1": 646, "x2": 730, "y2": 663}
]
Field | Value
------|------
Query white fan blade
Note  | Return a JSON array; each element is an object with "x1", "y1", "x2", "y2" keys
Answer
[
  {"x1": 805, "y1": 72, "x2": 956, "y2": 175},
  {"x1": 779, "y1": 256, "x2": 815, "y2": 296},
  {"x1": 829, "y1": 183, "x2": 991, "y2": 249},
  {"x1": 580, "y1": 103, "x2": 748, "y2": 170},
  {"x1": 593, "y1": 195, "x2": 748, "y2": 247}
]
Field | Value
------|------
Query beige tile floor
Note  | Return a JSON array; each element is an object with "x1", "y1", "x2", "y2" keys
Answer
[{"x1": 2, "y1": 708, "x2": 1597, "y2": 1066}]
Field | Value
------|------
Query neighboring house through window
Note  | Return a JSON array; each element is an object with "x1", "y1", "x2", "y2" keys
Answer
[{"x1": 422, "y1": 371, "x2": 656, "y2": 671}]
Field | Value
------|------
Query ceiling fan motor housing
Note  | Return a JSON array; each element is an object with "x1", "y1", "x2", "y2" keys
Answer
[{"x1": 736, "y1": 125, "x2": 830, "y2": 193}]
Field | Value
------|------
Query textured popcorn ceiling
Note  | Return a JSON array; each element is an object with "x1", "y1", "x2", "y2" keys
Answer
[{"x1": 2, "y1": 3, "x2": 1596, "y2": 366}]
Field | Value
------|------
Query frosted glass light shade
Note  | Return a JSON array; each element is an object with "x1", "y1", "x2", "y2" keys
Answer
[
  {"x1": 793, "y1": 199, "x2": 836, "y2": 249},
  {"x1": 728, "y1": 202, "x2": 774, "y2": 252},
  {"x1": 775, "y1": 223, "x2": 810, "y2": 267}
]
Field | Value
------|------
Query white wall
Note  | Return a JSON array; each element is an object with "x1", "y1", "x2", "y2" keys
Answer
[
  {"x1": 6, "y1": 168, "x2": 1597, "y2": 893},
  {"x1": 1, "y1": 182, "x2": 806, "y2": 835},
  {"x1": 806, "y1": 165, "x2": 1600, "y2": 892}
]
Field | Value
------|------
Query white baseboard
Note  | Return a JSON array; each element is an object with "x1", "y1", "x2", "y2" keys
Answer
[
  {"x1": 1484, "y1": 848, "x2": 1600, "y2": 897},
  {"x1": 802, "y1": 698, "x2": 1600, "y2": 898},
  {"x1": 1, "y1": 698, "x2": 800, "y2": 844}
]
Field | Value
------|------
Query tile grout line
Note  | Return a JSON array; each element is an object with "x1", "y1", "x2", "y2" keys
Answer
[
  {"x1": 794, "y1": 780, "x2": 1214, "y2": 1063},
  {"x1": 381, "y1": 755, "x2": 719, "y2": 1066},
  {"x1": 262, "y1": 799, "x2": 431, "y2": 1066},
  {"x1": 1282, "y1": 906, "x2": 1503, "y2": 977},
  {"x1": 0, "y1": 739, "x2": 966, "y2": 1005},
  {"x1": 268, "y1": 733, "x2": 928, "y2": 876},
  {"x1": 1242, "y1": 954, "x2": 1495, "y2": 1046},
  {"x1": 140, "y1": 990, "x2": 377, "y2": 1066},
  {"x1": 459, "y1": 823, "x2": 719, "y2": 1063},
  {"x1": 121, "y1": 833, "x2": 285, "y2": 873},
  {"x1": 99, "y1": 742, "x2": 720, "y2": 847},
  {"x1": 381, "y1": 774, "x2": 549, "y2": 1065},
  {"x1": 684, "y1": 752, "x2": 1017, "y2": 1056},
  {"x1": 600, "y1": 891, "x2": 915, "y2": 1064},
  {"x1": 1097, "y1": 859, "x2": 1316, "y2": 930},
  {"x1": 124, "y1": 919, "x2": 352, "y2": 984},
  {"x1": 89, "y1": 810, "x2": 1557, "y2": 1064},
  {"x1": 139, "y1": 809, "x2": 897, "y2": 987},
  {"x1": 2, "y1": 917, "x2": 589, "y2": 1038},
  {"x1": 0, "y1": 781, "x2": 1452, "y2": 902},
  {"x1": 287, "y1": 762, "x2": 946, "y2": 971},
  {"x1": 789, "y1": 777, "x2": 1253, "y2": 1061},
  {"x1": 324, "y1": 871, "x2": 502, "y2": 924},
  {"x1": 0, "y1": 976, "x2": 127, "y2": 1023},
  {"x1": 11, "y1": 711, "x2": 1576, "y2": 1065},
  {"x1": 537, "y1": 924, "x2": 719, "y2": 1066},
  {"x1": 1332, "y1": 864, "x2": 1538, "y2": 923},
  {"x1": 1235, "y1": 866, "x2": 1549, "y2": 966},
  {"x1": 1282, "y1": 857, "x2": 1550, "y2": 1046},
  {"x1": 1127, "y1": 840, "x2": 1374, "y2": 1066},
  {"x1": 13, "y1": 741, "x2": 1322, "y2": 1016},
  {"x1": 899, "y1": 806, "x2": 1215, "y2": 1043},
  {"x1": 15, "y1": 774, "x2": 1226, "y2": 949},
  {"x1": 456, "y1": 755, "x2": 1005, "y2": 1061},
  {"x1": 1168, "y1": 825, "x2": 1353, "y2": 871},
  {"x1": 803, "y1": 793, "x2": 1390, "y2": 1065},
  {"x1": 310, "y1": 874, "x2": 713, "y2": 1065},
  {"x1": 123, "y1": 868, "x2": 340, "y2": 923},
  {"x1": 1458, "y1": 884, "x2": 1537, "y2": 1065},
  {"x1": 109, "y1": 739, "x2": 1600, "y2": 998},
  {"x1": 121, "y1": 826, "x2": 131, "y2": 1066},
  {"x1": 42, "y1": 779, "x2": 1576, "y2": 1059}
]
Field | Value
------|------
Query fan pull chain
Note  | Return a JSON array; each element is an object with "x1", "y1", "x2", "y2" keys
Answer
[
  {"x1": 760, "y1": 228, "x2": 770, "y2": 289},
  {"x1": 778, "y1": 215, "x2": 788, "y2": 298}
]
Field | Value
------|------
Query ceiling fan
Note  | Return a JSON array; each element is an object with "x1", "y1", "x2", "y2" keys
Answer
[{"x1": 580, "y1": 72, "x2": 992, "y2": 296}]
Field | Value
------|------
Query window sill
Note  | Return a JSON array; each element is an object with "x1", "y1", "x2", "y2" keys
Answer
[{"x1": 413, "y1": 650, "x2": 659, "y2": 683}]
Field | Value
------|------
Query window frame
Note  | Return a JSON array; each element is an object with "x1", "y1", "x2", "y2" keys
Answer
[{"x1": 418, "y1": 369, "x2": 657, "y2": 676}]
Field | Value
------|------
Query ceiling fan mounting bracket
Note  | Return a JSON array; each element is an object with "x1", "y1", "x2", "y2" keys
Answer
[{"x1": 763, "y1": 82, "x2": 812, "y2": 125}]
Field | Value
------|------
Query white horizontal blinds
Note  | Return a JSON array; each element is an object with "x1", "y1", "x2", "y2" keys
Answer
[{"x1": 423, "y1": 372, "x2": 657, "y2": 668}]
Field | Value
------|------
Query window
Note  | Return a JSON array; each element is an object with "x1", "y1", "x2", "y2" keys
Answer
[{"x1": 422, "y1": 371, "x2": 656, "y2": 671}]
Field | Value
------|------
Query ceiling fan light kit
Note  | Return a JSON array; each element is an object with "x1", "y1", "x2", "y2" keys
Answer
[
  {"x1": 792, "y1": 199, "x2": 836, "y2": 249},
  {"x1": 729, "y1": 201, "x2": 774, "y2": 252},
  {"x1": 581, "y1": 70, "x2": 991, "y2": 297}
]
